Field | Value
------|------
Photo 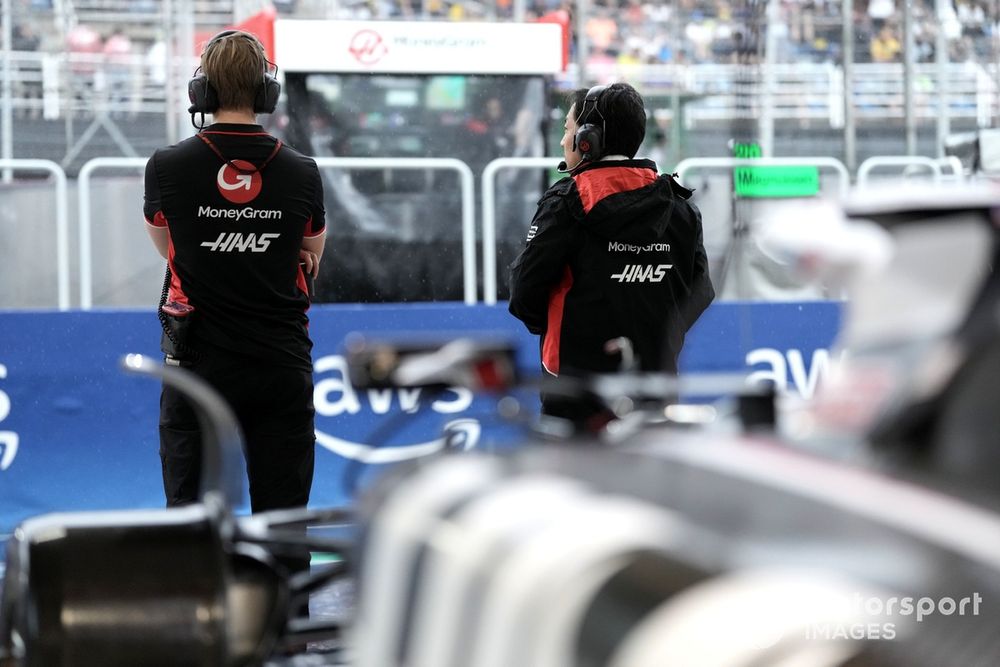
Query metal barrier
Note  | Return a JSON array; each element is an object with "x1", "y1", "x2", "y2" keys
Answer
[
  {"x1": 0, "y1": 159, "x2": 70, "y2": 310},
  {"x1": 675, "y1": 156, "x2": 851, "y2": 200},
  {"x1": 856, "y1": 155, "x2": 944, "y2": 188},
  {"x1": 481, "y1": 156, "x2": 563, "y2": 305},
  {"x1": 77, "y1": 157, "x2": 149, "y2": 310},
  {"x1": 78, "y1": 156, "x2": 478, "y2": 309},
  {"x1": 939, "y1": 156, "x2": 965, "y2": 181},
  {"x1": 481, "y1": 156, "x2": 851, "y2": 304},
  {"x1": 6, "y1": 53, "x2": 996, "y2": 129}
]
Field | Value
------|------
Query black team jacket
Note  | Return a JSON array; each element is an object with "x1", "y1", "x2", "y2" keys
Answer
[{"x1": 508, "y1": 158, "x2": 714, "y2": 376}]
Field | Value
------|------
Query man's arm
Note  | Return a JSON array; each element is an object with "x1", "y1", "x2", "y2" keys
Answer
[
  {"x1": 299, "y1": 230, "x2": 326, "y2": 278},
  {"x1": 145, "y1": 223, "x2": 169, "y2": 259},
  {"x1": 679, "y1": 205, "x2": 715, "y2": 331},
  {"x1": 142, "y1": 154, "x2": 169, "y2": 259},
  {"x1": 299, "y1": 162, "x2": 327, "y2": 278},
  {"x1": 508, "y1": 193, "x2": 576, "y2": 334}
]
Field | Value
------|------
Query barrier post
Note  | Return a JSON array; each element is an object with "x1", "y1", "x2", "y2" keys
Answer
[
  {"x1": 78, "y1": 157, "x2": 149, "y2": 310},
  {"x1": 481, "y1": 157, "x2": 562, "y2": 305},
  {"x1": 78, "y1": 156, "x2": 478, "y2": 309},
  {"x1": 314, "y1": 157, "x2": 477, "y2": 306},
  {"x1": 856, "y1": 155, "x2": 944, "y2": 187},
  {"x1": 0, "y1": 159, "x2": 70, "y2": 310}
]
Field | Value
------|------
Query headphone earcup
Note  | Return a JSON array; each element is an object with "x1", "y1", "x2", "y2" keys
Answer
[
  {"x1": 254, "y1": 73, "x2": 281, "y2": 114},
  {"x1": 187, "y1": 74, "x2": 219, "y2": 113},
  {"x1": 575, "y1": 123, "x2": 604, "y2": 162}
]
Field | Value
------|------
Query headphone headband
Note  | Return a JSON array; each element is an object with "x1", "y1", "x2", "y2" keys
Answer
[
  {"x1": 585, "y1": 85, "x2": 607, "y2": 103},
  {"x1": 188, "y1": 29, "x2": 280, "y2": 117},
  {"x1": 574, "y1": 85, "x2": 608, "y2": 163},
  {"x1": 581, "y1": 85, "x2": 607, "y2": 124},
  {"x1": 207, "y1": 29, "x2": 239, "y2": 45},
  {"x1": 205, "y1": 29, "x2": 258, "y2": 51},
  {"x1": 201, "y1": 29, "x2": 273, "y2": 74}
]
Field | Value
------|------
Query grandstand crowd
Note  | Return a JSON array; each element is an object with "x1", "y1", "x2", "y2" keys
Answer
[{"x1": 5, "y1": 0, "x2": 1000, "y2": 71}]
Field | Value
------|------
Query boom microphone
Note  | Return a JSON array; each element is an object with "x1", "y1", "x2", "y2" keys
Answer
[{"x1": 557, "y1": 161, "x2": 573, "y2": 173}]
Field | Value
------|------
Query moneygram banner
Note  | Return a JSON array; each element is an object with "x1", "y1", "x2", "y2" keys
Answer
[{"x1": 275, "y1": 20, "x2": 564, "y2": 74}]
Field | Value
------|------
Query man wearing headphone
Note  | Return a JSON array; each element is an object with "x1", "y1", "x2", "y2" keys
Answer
[
  {"x1": 508, "y1": 82, "x2": 714, "y2": 427},
  {"x1": 143, "y1": 31, "x2": 326, "y2": 527}
]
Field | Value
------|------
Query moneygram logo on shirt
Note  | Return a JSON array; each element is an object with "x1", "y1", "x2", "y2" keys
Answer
[{"x1": 217, "y1": 160, "x2": 262, "y2": 204}]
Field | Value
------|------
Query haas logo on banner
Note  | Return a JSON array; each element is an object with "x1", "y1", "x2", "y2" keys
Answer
[
  {"x1": 0, "y1": 363, "x2": 19, "y2": 471},
  {"x1": 348, "y1": 29, "x2": 388, "y2": 66},
  {"x1": 217, "y1": 161, "x2": 262, "y2": 204}
]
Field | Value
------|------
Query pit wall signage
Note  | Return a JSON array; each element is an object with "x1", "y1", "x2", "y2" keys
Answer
[
  {"x1": 729, "y1": 140, "x2": 821, "y2": 198},
  {"x1": 0, "y1": 363, "x2": 18, "y2": 471},
  {"x1": 0, "y1": 301, "x2": 840, "y2": 535},
  {"x1": 274, "y1": 20, "x2": 564, "y2": 75}
]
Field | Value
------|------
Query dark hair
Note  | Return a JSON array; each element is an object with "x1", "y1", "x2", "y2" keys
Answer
[{"x1": 568, "y1": 82, "x2": 646, "y2": 158}]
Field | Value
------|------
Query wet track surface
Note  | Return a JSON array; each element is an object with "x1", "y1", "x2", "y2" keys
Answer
[{"x1": 262, "y1": 576, "x2": 354, "y2": 665}]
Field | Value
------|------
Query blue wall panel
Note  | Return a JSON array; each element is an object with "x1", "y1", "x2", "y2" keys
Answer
[{"x1": 0, "y1": 301, "x2": 840, "y2": 535}]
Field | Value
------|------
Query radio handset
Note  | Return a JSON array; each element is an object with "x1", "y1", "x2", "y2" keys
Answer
[{"x1": 158, "y1": 265, "x2": 199, "y2": 363}]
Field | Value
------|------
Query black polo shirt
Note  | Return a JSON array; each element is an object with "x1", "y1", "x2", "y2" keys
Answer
[{"x1": 144, "y1": 123, "x2": 326, "y2": 370}]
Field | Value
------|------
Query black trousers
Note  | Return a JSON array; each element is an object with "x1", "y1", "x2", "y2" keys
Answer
[{"x1": 159, "y1": 350, "x2": 316, "y2": 515}]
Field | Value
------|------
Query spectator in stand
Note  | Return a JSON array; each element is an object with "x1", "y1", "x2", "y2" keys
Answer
[
  {"x1": 623, "y1": 0, "x2": 646, "y2": 32},
  {"x1": 146, "y1": 35, "x2": 167, "y2": 88},
  {"x1": 273, "y1": 0, "x2": 299, "y2": 13},
  {"x1": 66, "y1": 24, "x2": 102, "y2": 101},
  {"x1": 957, "y1": 0, "x2": 987, "y2": 36},
  {"x1": 12, "y1": 23, "x2": 39, "y2": 52},
  {"x1": 868, "y1": 0, "x2": 895, "y2": 22},
  {"x1": 586, "y1": 8, "x2": 619, "y2": 54},
  {"x1": 103, "y1": 27, "x2": 134, "y2": 115},
  {"x1": 685, "y1": 15, "x2": 715, "y2": 62},
  {"x1": 617, "y1": 37, "x2": 645, "y2": 65},
  {"x1": 950, "y1": 34, "x2": 977, "y2": 62},
  {"x1": 12, "y1": 23, "x2": 41, "y2": 119},
  {"x1": 870, "y1": 23, "x2": 902, "y2": 62}
]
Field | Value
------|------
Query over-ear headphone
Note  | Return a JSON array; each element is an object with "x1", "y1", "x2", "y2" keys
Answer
[
  {"x1": 574, "y1": 85, "x2": 607, "y2": 163},
  {"x1": 187, "y1": 29, "x2": 280, "y2": 115}
]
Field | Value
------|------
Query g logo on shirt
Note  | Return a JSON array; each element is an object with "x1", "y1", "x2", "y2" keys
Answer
[{"x1": 217, "y1": 160, "x2": 263, "y2": 204}]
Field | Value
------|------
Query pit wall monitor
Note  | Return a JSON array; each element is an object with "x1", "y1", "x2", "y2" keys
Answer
[{"x1": 275, "y1": 20, "x2": 565, "y2": 75}]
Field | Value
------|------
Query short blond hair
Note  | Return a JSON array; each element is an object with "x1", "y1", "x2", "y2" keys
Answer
[{"x1": 201, "y1": 30, "x2": 266, "y2": 113}]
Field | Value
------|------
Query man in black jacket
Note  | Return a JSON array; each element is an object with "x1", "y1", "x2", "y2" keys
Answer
[{"x1": 508, "y1": 82, "x2": 713, "y2": 424}]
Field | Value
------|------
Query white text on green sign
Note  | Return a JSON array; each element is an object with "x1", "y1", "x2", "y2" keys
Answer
[{"x1": 734, "y1": 165, "x2": 820, "y2": 198}]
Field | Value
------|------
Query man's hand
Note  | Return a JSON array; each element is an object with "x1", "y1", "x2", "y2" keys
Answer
[{"x1": 299, "y1": 249, "x2": 320, "y2": 278}]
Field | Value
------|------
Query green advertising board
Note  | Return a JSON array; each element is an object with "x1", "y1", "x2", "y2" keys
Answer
[{"x1": 733, "y1": 165, "x2": 820, "y2": 198}]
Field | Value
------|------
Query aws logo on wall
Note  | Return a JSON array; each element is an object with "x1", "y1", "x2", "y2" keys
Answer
[
  {"x1": 217, "y1": 160, "x2": 262, "y2": 204},
  {"x1": 312, "y1": 354, "x2": 481, "y2": 463},
  {"x1": 0, "y1": 363, "x2": 19, "y2": 471},
  {"x1": 746, "y1": 347, "x2": 844, "y2": 399}
]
